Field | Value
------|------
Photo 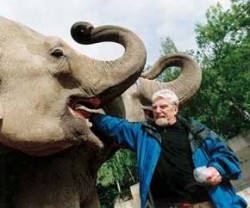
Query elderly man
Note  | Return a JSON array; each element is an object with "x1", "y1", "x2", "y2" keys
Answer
[{"x1": 90, "y1": 89, "x2": 247, "y2": 208}]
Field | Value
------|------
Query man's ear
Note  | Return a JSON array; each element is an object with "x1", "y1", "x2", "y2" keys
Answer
[{"x1": 174, "y1": 106, "x2": 179, "y2": 115}]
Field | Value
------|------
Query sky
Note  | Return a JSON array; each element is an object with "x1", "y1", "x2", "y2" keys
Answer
[{"x1": 1, "y1": 0, "x2": 231, "y2": 65}]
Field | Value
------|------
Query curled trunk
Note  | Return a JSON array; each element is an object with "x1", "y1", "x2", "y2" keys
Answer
[
  {"x1": 70, "y1": 22, "x2": 147, "y2": 107},
  {"x1": 138, "y1": 53, "x2": 202, "y2": 107}
]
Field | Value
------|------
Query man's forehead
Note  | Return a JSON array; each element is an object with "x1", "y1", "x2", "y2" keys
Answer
[{"x1": 152, "y1": 97, "x2": 171, "y2": 105}]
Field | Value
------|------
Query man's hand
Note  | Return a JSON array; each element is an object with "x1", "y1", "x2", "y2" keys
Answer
[{"x1": 206, "y1": 167, "x2": 222, "y2": 185}]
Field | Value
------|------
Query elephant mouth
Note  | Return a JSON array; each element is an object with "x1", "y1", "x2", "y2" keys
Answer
[
  {"x1": 64, "y1": 96, "x2": 104, "y2": 149},
  {"x1": 67, "y1": 96, "x2": 102, "y2": 120}
]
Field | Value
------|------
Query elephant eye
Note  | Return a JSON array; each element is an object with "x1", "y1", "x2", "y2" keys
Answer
[{"x1": 51, "y1": 48, "x2": 64, "y2": 58}]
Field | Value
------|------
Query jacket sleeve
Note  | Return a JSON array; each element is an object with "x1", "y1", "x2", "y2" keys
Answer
[
  {"x1": 200, "y1": 125, "x2": 242, "y2": 180},
  {"x1": 90, "y1": 113, "x2": 141, "y2": 151}
]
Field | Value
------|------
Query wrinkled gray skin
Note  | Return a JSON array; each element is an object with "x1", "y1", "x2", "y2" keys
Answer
[
  {"x1": 0, "y1": 17, "x2": 201, "y2": 208},
  {"x1": 0, "y1": 17, "x2": 146, "y2": 208}
]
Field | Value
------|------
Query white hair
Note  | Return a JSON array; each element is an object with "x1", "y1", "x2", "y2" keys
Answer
[{"x1": 151, "y1": 89, "x2": 179, "y2": 105}]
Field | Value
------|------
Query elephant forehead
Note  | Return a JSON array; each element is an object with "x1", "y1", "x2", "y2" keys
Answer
[{"x1": 0, "y1": 17, "x2": 42, "y2": 41}]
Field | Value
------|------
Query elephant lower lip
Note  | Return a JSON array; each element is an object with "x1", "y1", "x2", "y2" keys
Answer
[{"x1": 68, "y1": 106, "x2": 90, "y2": 119}]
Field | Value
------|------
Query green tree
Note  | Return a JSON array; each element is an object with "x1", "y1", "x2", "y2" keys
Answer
[
  {"x1": 97, "y1": 149, "x2": 137, "y2": 207},
  {"x1": 184, "y1": 0, "x2": 250, "y2": 137}
]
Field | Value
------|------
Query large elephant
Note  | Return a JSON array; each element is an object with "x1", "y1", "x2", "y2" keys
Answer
[
  {"x1": 0, "y1": 17, "x2": 201, "y2": 208},
  {"x1": 0, "y1": 17, "x2": 146, "y2": 208}
]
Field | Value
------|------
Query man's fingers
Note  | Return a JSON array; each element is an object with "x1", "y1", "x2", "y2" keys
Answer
[{"x1": 206, "y1": 175, "x2": 222, "y2": 185}]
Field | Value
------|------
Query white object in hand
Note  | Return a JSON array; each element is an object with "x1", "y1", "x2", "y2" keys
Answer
[{"x1": 193, "y1": 166, "x2": 212, "y2": 183}]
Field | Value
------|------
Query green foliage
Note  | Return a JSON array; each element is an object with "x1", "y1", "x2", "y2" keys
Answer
[
  {"x1": 97, "y1": 149, "x2": 137, "y2": 187},
  {"x1": 183, "y1": 0, "x2": 250, "y2": 138},
  {"x1": 97, "y1": 149, "x2": 138, "y2": 207},
  {"x1": 97, "y1": 184, "x2": 119, "y2": 208},
  {"x1": 196, "y1": 0, "x2": 249, "y2": 50}
]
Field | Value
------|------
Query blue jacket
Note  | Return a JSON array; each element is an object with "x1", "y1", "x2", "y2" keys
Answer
[{"x1": 91, "y1": 113, "x2": 247, "y2": 208}]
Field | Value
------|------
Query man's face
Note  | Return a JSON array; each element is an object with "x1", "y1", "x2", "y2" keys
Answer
[{"x1": 152, "y1": 97, "x2": 178, "y2": 126}]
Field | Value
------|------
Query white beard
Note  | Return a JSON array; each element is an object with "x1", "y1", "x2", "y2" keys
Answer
[{"x1": 155, "y1": 118, "x2": 170, "y2": 127}]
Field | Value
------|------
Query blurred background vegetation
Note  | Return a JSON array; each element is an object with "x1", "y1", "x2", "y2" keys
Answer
[{"x1": 98, "y1": 0, "x2": 250, "y2": 207}]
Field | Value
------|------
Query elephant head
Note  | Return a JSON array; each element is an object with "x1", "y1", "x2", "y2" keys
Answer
[{"x1": 0, "y1": 17, "x2": 146, "y2": 156}]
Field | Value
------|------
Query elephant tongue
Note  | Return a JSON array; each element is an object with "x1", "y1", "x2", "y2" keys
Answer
[{"x1": 83, "y1": 97, "x2": 102, "y2": 109}]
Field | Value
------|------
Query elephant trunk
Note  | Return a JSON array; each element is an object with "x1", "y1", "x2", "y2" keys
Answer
[
  {"x1": 137, "y1": 53, "x2": 202, "y2": 107},
  {"x1": 70, "y1": 22, "x2": 147, "y2": 107}
]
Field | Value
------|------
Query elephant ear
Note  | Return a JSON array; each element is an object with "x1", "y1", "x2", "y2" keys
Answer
[
  {"x1": 0, "y1": 102, "x2": 3, "y2": 130},
  {"x1": 0, "y1": 102, "x2": 3, "y2": 120},
  {"x1": 0, "y1": 102, "x2": 10, "y2": 154}
]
